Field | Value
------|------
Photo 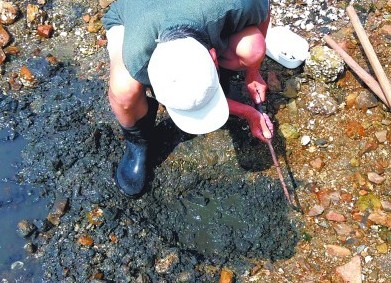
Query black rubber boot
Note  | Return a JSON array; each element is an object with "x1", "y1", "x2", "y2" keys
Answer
[{"x1": 115, "y1": 97, "x2": 158, "y2": 197}]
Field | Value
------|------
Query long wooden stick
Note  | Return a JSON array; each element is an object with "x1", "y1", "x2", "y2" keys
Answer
[
  {"x1": 346, "y1": 5, "x2": 391, "y2": 107},
  {"x1": 254, "y1": 104, "x2": 302, "y2": 212},
  {"x1": 323, "y1": 35, "x2": 391, "y2": 108}
]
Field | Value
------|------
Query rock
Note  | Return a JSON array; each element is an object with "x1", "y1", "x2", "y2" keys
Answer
[
  {"x1": 24, "y1": 242, "x2": 37, "y2": 254},
  {"x1": 278, "y1": 123, "x2": 300, "y2": 139},
  {"x1": 78, "y1": 234, "x2": 94, "y2": 247},
  {"x1": 325, "y1": 211, "x2": 346, "y2": 222},
  {"x1": 267, "y1": 71, "x2": 282, "y2": 92},
  {"x1": 355, "y1": 91, "x2": 379, "y2": 109},
  {"x1": 346, "y1": 92, "x2": 358, "y2": 108},
  {"x1": 282, "y1": 78, "x2": 300, "y2": 98},
  {"x1": 381, "y1": 200, "x2": 391, "y2": 212},
  {"x1": 47, "y1": 198, "x2": 69, "y2": 225},
  {"x1": 333, "y1": 223, "x2": 354, "y2": 236},
  {"x1": 380, "y1": 24, "x2": 391, "y2": 39},
  {"x1": 345, "y1": 121, "x2": 366, "y2": 139},
  {"x1": 301, "y1": 135, "x2": 311, "y2": 146},
  {"x1": 306, "y1": 91, "x2": 338, "y2": 116},
  {"x1": 0, "y1": 1, "x2": 19, "y2": 25},
  {"x1": 219, "y1": 268, "x2": 234, "y2": 283},
  {"x1": 308, "y1": 204, "x2": 324, "y2": 216},
  {"x1": 304, "y1": 45, "x2": 345, "y2": 82},
  {"x1": 326, "y1": 245, "x2": 351, "y2": 257},
  {"x1": 26, "y1": 4, "x2": 47, "y2": 29},
  {"x1": 4, "y1": 44, "x2": 18, "y2": 55},
  {"x1": 87, "y1": 207, "x2": 105, "y2": 225},
  {"x1": 357, "y1": 193, "x2": 382, "y2": 212},
  {"x1": 0, "y1": 24, "x2": 10, "y2": 47},
  {"x1": 367, "y1": 172, "x2": 385, "y2": 184},
  {"x1": 51, "y1": 198, "x2": 69, "y2": 216},
  {"x1": 155, "y1": 251, "x2": 179, "y2": 274},
  {"x1": 336, "y1": 255, "x2": 362, "y2": 283},
  {"x1": 19, "y1": 65, "x2": 38, "y2": 88},
  {"x1": 375, "y1": 130, "x2": 388, "y2": 143},
  {"x1": 0, "y1": 46, "x2": 5, "y2": 64},
  {"x1": 135, "y1": 273, "x2": 151, "y2": 283},
  {"x1": 17, "y1": 220, "x2": 37, "y2": 238},
  {"x1": 310, "y1": 157, "x2": 325, "y2": 171},
  {"x1": 315, "y1": 189, "x2": 331, "y2": 208},
  {"x1": 376, "y1": 243, "x2": 388, "y2": 254},
  {"x1": 37, "y1": 24, "x2": 53, "y2": 38},
  {"x1": 368, "y1": 211, "x2": 391, "y2": 228},
  {"x1": 350, "y1": 158, "x2": 360, "y2": 167},
  {"x1": 87, "y1": 14, "x2": 103, "y2": 33},
  {"x1": 11, "y1": 261, "x2": 24, "y2": 270}
]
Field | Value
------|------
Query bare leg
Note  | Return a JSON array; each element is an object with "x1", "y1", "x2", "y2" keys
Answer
[
  {"x1": 218, "y1": 13, "x2": 270, "y2": 104},
  {"x1": 106, "y1": 25, "x2": 147, "y2": 128}
]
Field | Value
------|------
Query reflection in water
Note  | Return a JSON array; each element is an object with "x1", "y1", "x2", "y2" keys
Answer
[{"x1": 0, "y1": 131, "x2": 49, "y2": 281}]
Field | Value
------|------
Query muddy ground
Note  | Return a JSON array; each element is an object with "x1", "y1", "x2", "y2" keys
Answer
[{"x1": 0, "y1": 0, "x2": 390, "y2": 282}]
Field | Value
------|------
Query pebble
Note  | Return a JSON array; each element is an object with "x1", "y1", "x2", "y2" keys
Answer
[
  {"x1": 376, "y1": 243, "x2": 388, "y2": 254},
  {"x1": 155, "y1": 251, "x2": 179, "y2": 274},
  {"x1": 219, "y1": 268, "x2": 234, "y2": 283},
  {"x1": 314, "y1": 138, "x2": 328, "y2": 147},
  {"x1": 333, "y1": 223, "x2": 354, "y2": 236},
  {"x1": 325, "y1": 211, "x2": 346, "y2": 222},
  {"x1": 47, "y1": 198, "x2": 69, "y2": 225},
  {"x1": 381, "y1": 200, "x2": 391, "y2": 212},
  {"x1": 10, "y1": 261, "x2": 24, "y2": 270},
  {"x1": 308, "y1": 204, "x2": 324, "y2": 216},
  {"x1": 355, "y1": 91, "x2": 379, "y2": 109},
  {"x1": 78, "y1": 234, "x2": 94, "y2": 247},
  {"x1": 367, "y1": 172, "x2": 385, "y2": 184},
  {"x1": 282, "y1": 78, "x2": 300, "y2": 98},
  {"x1": 301, "y1": 135, "x2": 311, "y2": 146},
  {"x1": 23, "y1": 242, "x2": 37, "y2": 254},
  {"x1": 17, "y1": 219, "x2": 37, "y2": 238},
  {"x1": 135, "y1": 273, "x2": 151, "y2": 283},
  {"x1": 335, "y1": 255, "x2": 362, "y2": 283},
  {"x1": 325, "y1": 244, "x2": 351, "y2": 257},
  {"x1": 267, "y1": 71, "x2": 282, "y2": 92},
  {"x1": 310, "y1": 157, "x2": 325, "y2": 171},
  {"x1": 0, "y1": 1, "x2": 19, "y2": 25},
  {"x1": 374, "y1": 130, "x2": 387, "y2": 143},
  {"x1": 0, "y1": 24, "x2": 10, "y2": 47},
  {"x1": 368, "y1": 211, "x2": 391, "y2": 228},
  {"x1": 381, "y1": 119, "x2": 391, "y2": 126},
  {"x1": 278, "y1": 123, "x2": 300, "y2": 139},
  {"x1": 306, "y1": 91, "x2": 338, "y2": 116},
  {"x1": 0, "y1": 47, "x2": 5, "y2": 64},
  {"x1": 356, "y1": 245, "x2": 366, "y2": 254}
]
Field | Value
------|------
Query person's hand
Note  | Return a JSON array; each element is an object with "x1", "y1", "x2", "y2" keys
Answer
[
  {"x1": 246, "y1": 107, "x2": 274, "y2": 143},
  {"x1": 245, "y1": 69, "x2": 267, "y2": 104}
]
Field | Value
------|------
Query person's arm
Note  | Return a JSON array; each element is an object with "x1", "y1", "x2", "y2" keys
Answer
[{"x1": 227, "y1": 98, "x2": 273, "y2": 142}]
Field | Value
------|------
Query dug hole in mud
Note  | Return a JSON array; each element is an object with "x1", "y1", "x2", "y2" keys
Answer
[{"x1": 3, "y1": 54, "x2": 302, "y2": 281}]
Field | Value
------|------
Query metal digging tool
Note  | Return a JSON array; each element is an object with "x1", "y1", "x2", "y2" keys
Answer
[{"x1": 255, "y1": 104, "x2": 303, "y2": 213}]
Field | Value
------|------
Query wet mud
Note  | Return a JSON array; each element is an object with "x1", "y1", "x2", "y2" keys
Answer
[{"x1": 1, "y1": 53, "x2": 301, "y2": 282}]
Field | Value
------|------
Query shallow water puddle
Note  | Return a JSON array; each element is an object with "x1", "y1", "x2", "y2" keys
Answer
[{"x1": 0, "y1": 130, "x2": 49, "y2": 281}]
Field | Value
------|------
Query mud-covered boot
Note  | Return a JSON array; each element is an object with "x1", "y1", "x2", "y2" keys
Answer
[{"x1": 115, "y1": 97, "x2": 159, "y2": 197}]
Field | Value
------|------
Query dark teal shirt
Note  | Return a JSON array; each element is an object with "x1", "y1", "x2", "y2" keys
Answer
[{"x1": 103, "y1": 0, "x2": 269, "y2": 85}]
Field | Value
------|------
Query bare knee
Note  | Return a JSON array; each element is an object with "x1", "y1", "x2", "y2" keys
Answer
[
  {"x1": 236, "y1": 26, "x2": 266, "y2": 67},
  {"x1": 220, "y1": 26, "x2": 266, "y2": 70},
  {"x1": 109, "y1": 76, "x2": 144, "y2": 110}
]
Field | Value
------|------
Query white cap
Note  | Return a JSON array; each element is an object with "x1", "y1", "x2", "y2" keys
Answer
[{"x1": 148, "y1": 37, "x2": 229, "y2": 135}]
